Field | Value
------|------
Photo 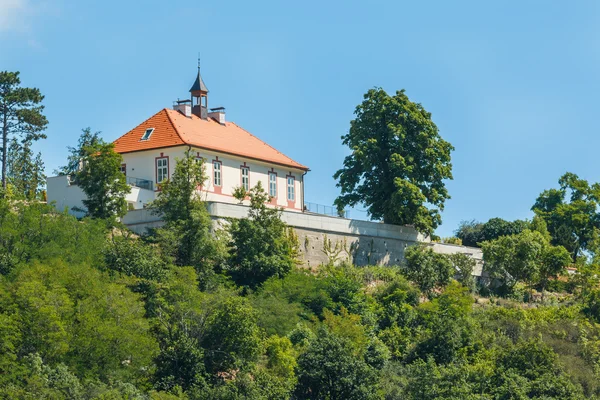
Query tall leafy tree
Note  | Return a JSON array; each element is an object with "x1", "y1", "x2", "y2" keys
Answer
[
  {"x1": 6, "y1": 137, "x2": 45, "y2": 200},
  {"x1": 294, "y1": 327, "x2": 380, "y2": 400},
  {"x1": 333, "y1": 88, "x2": 453, "y2": 236},
  {"x1": 227, "y1": 181, "x2": 298, "y2": 289},
  {"x1": 150, "y1": 150, "x2": 224, "y2": 283},
  {"x1": 403, "y1": 245, "x2": 454, "y2": 296},
  {"x1": 532, "y1": 172, "x2": 600, "y2": 261},
  {"x1": 0, "y1": 71, "x2": 48, "y2": 192},
  {"x1": 77, "y1": 142, "x2": 130, "y2": 220},
  {"x1": 481, "y1": 229, "x2": 571, "y2": 295},
  {"x1": 56, "y1": 127, "x2": 103, "y2": 177}
]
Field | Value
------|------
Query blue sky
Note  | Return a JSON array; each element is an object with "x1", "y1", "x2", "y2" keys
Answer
[{"x1": 2, "y1": 0, "x2": 599, "y2": 237}]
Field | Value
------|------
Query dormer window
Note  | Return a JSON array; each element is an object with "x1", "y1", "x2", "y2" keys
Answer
[{"x1": 141, "y1": 128, "x2": 154, "y2": 141}]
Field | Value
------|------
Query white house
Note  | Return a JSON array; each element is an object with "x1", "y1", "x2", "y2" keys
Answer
[{"x1": 47, "y1": 67, "x2": 309, "y2": 214}]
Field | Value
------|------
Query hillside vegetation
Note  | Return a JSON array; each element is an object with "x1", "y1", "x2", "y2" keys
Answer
[{"x1": 2, "y1": 191, "x2": 600, "y2": 399}]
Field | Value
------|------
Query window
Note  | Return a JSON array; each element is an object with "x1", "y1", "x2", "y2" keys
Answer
[
  {"x1": 241, "y1": 167, "x2": 249, "y2": 191},
  {"x1": 156, "y1": 157, "x2": 168, "y2": 183},
  {"x1": 141, "y1": 128, "x2": 154, "y2": 141},
  {"x1": 120, "y1": 164, "x2": 126, "y2": 175},
  {"x1": 287, "y1": 176, "x2": 295, "y2": 201},
  {"x1": 269, "y1": 172, "x2": 277, "y2": 198},
  {"x1": 213, "y1": 161, "x2": 221, "y2": 186}
]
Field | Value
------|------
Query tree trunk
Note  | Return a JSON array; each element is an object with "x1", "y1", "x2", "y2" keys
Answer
[{"x1": 2, "y1": 107, "x2": 7, "y2": 191}]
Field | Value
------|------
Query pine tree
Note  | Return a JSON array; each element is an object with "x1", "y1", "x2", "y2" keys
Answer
[
  {"x1": 6, "y1": 138, "x2": 45, "y2": 200},
  {"x1": 0, "y1": 71, "x2": 48, "y2": 193}
]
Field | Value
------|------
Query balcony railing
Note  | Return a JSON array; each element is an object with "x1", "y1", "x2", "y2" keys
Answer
[
  {"x1": 127, "y1": 176, "x2": 153, "y2": 191},
  {"x1": 304, "y1": 202, "x2": 348, "y2": 218}
]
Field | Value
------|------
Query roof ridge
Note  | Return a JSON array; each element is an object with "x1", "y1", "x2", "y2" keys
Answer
[
  {"x1": 164, "y1": 108, "x2": 187, "y2": 144},
  {"x1": 227, "y1": 121, "x2": 308, "y2": 170}
]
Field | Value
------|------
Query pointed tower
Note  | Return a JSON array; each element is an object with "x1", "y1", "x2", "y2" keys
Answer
[{"x1": 190, "y1": 61, "x2": 209, "y2": 119}]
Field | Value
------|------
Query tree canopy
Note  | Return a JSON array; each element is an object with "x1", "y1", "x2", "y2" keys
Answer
[
  {"x1": 227, "y1": 181, "x2": 298, "y2": 289},
  {"x1": 532, "y1": 172, "x2": 600, "y2": 261},
  {"x1": 455, "y1": 217, "x2": 530, "y2": 247},
  {"x1": 0, "y1": 71, "x2": 48, "y2": 193},
  {"x1": 333, "y1": 88, "x2": 453, "y2": 236},
  {"x1": 76, "y1": 141, "x2": 130, "y2": 220}
]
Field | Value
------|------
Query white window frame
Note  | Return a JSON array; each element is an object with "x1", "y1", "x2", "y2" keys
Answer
[
  {"x1": 287, "y1": 176, "x2": 295, "y2": 202},
  {"x1": 156, "y1": 157, "x2": 168, "y2": 184},
  {"x1": 141, "y1": 128, "x2": 154, "y2": 141},
  {"x1": 268, "y1": 172, "x2": 277, "y2": 198},
  {"x1": 241, "y1": 167, "x2": 249, "y2": 191},
  {"x1": 213, "y1": 161, "x2": 222, "y2": 186}
]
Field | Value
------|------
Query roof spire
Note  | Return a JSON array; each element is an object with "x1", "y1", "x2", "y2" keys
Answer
[
  {"x1": 190, "y1": 56, "x2": 209, "y2": 119},
  {"x1": 190, "y1": 55, "x2": 208, "y2": 94}
]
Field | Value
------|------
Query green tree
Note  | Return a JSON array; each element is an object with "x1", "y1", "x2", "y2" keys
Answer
[
  {"x1": 482, "y1": 229, "x2": 571, "y2": 296},
  {"x1": 482, "y1": 229, "x2": 546, "y2": 291},
  {"x1": 104, "y1": 230, "x2": 168, "y2": 281},
  {"x1": 455, "y1": 217, "x2": 530, "y2": 247},
  {"x1": 150, "y1": 150, "x2": 223, "y2": 285},
  {"x1": 532, "y1": 172, "x2": 600, "y2": 260},
  {"x1": 403, "y1": 245, "x2": 454, "y2": 295},
  {"x1": 294, "y1": 328, "x2": 380, "y2": 400},
  {"x1": 56, "y1": 127, "x2": 103, "y2": 177},
  {"x1": 6, "y1": 137, "x2": 45, "y2": 200},
  {"x1": 227, "y1": 181, "x2": 298, "y2": 289},
  {"x1": 448, "y1": 252, "x2": 476, "y2": 291},
  {"x1": 333, "y1": 88, "x2": 453, "y2": 236},
  {"x1": 413, "y1": 282, "x2": 474, "y2": 364},
  {"x1": 76, "y1": 141, "x2": 130, "y2": 220},
  {"x1": 0, "y1": 71, "x2": 48, "y2": 192},
  {"x1": 201, "y1": 296, "x2": 263, "y2": 374}
]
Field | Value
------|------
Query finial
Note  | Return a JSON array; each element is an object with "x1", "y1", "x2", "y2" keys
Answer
[{"x1": 198, "y1": 53, "x2": 201, "y2": 71}]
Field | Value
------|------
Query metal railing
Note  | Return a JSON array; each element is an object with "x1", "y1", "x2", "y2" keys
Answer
[
  {"x1": 126, "y1": 176, "x2": 153, "y2": 191},
  {"x1": 304, "y1": 202, "x2": 348, "y2": 218}
]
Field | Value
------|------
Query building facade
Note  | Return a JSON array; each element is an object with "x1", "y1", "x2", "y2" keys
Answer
[{"x1": 48, "y1": 67, "x2": 309, "y2": 213}]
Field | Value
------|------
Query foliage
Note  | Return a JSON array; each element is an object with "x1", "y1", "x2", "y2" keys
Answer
[
  {"x1": 403, "y1": 245, "x2": 453, "y2": 295},
  {"x1": 482, "y1": 229, "x2": 571, "y2": 295},
  {"x1": 227, "y1": 181, "x2": 298, "y2": 289},
  {"x1": 294, "y1": 327, "x2": 381, "y2": 400},
  {"x1": 104, "y1": 230, "x2": 168, "y2": 281},
  {"x1": 3, "y1": 197, "x2": 600, "y2": 398},
  {"x1": 448, "y1": 252, "x2": 476, "y2": 291},
  {"x1": 6, "y1": 137, "x2": 45, "y2": 200},
  {"x1": 150, "y1": 150, "x2": 225, "y2": 286},
  {"x1": 56, "y1": 127, "x2": 103, "y2": 177},
  {"x1": 532, "y1": 172, "x2": 600, "y2": 260},
  {"x1": 442, "y1": 236, "x2": 462, "y2": 245},
  {"x1": 0, "y1": 71, "x2": 48, "y2": 192},
  {"x1": 333, "y1": 88, "x2": 453, "y2": 236},
  {"x1": 77, "y1": 141, "x2": 131, "y2": 220},
  {"x1": 455, "y1": 217, "x2": 530, "y2": 247},
  {"x1": 0, "y1": 199, "x2": 105, "y2": 275},
  {"x1": 201, "y1": 296, "x2": 263, "y2": 374}
]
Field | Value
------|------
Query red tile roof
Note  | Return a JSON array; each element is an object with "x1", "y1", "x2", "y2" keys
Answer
[{"x1": 113, "y1": 108, "x2": 309, "y2": 171}]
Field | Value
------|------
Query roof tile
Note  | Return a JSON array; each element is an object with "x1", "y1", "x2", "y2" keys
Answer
[{"x1": 113, "y1": 108, "x2": 308, "y2": 171}]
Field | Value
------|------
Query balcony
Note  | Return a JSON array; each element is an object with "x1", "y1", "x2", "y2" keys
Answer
[{"x1": 126, "y1": 176, "x2": 153, "y2": 191}]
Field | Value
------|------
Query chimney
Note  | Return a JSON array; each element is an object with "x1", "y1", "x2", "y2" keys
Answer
[
  {"x1": 173, "y1": 99, "x2": 192, "y2": 117},
  {"x1": 208, "y1": 107, "x2": 226, "y2": 125}
]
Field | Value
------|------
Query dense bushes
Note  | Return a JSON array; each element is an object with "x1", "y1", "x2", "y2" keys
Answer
[{"x1": 1, "y1": 181, "x2": 600, "y2": 398}]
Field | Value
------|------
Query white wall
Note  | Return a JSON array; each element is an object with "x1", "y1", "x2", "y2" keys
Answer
[
  {"x1": 47, "y1": 175, "x2": 87, "y2": 218},
  {"x1": 46, "y1": 175, "x2": 156, "y2": 216},
  {"x1": 120, "y1": 145, "x2": 306, "y2": 211},
  {"x1": 122, "y1": 202, "x2": 484, "y2": 275}
]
